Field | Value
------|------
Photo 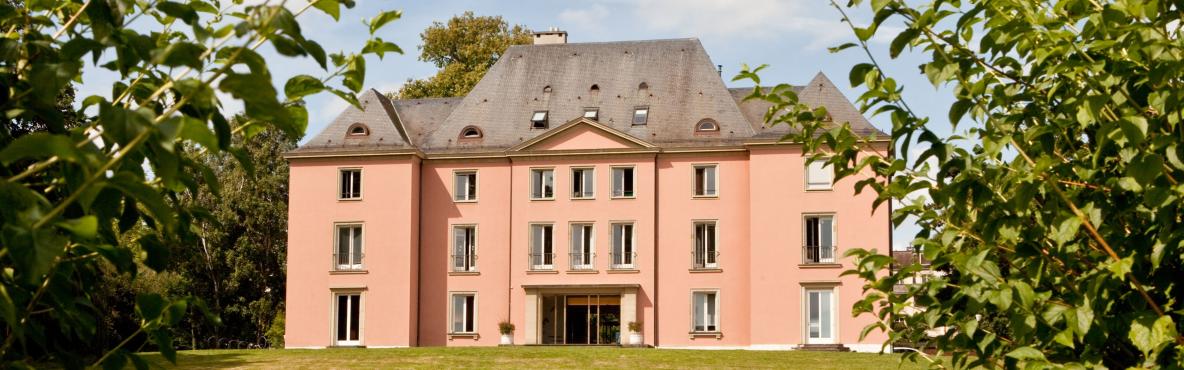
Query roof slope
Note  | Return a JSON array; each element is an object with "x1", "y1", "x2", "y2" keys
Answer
[{"x1": 729, "y1": 73, "x2": 884, "y2": 139}]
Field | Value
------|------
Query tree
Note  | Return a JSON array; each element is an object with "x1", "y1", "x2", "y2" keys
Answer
[
  {"x1": 737, "y1": 0, "x2": 1184, "y2": 368},
  {"x1": 0, "y1": 0, "x2": 403, "y2": 367},
  {"x1": 396, "y1": 11, "x2": 531, "y2": 99}
]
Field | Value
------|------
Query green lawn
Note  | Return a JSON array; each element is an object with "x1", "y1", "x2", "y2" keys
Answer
[{"x1": 140, "y1": 346, "x2": 926, "y2": 369}]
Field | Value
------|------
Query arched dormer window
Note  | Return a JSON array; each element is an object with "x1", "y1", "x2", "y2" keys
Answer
[
  {"x1": 638, "y1": 82, "x2": 649, "y2": 91},
  {"x1": 347, "y1": 123, "x2": 370, "y2": 136},
  {"x1": 543, "y1": 85, "x2": 552, "y2": 93},
  {"x1": 590, "y1": 84, "x2": 600, "y2": 93},
  {"x1": 460, "y1": 126, "x2": 483, "y2": 139},
  {"x1": 696, "y1": 119, "x2": 720, "y2": 132}
]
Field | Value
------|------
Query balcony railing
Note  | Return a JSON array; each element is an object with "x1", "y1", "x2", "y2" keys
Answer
[
  {"x1": 569, "y1": 252, "x2": 596, "y2": 271},
  {"x1": 802, "y1": 245, "x2": 835, "y2": 264},
  {"x1": 529, "y1": 252, "x2": 555, "y2": 270},
  {"x1": 609, "y1": 251, "x2": 636, "y2": 270},
  {"x1": 332, "y1": 252, "x2": 364, "y2": 271},
  {"x1": 451, "y1": 254, "x2": 478, "y2": 272},
  {"x1": 692, "y1": 250, "x2": 720, "y2": 269}
]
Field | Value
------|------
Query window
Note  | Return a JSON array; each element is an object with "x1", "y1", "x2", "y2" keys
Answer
[
  {"x1": 460, "y1": 126, "x2": 482, "y2": 139},
  {"x1": 693, "y1": 165, "x2": 717, "y2": 197},
  {"x1": 806, "y1": 289, "x2": 834, "y2": 343},
  {"x1": 570, "y1": 223, "x2": 595, "y2": 270},
  {"x1": 335, "y1": 224, "x2": 363, "y2": 270},
  {"x1": 530, "y1": 168, "x2": 555, "y2": 199},
  {"x1": 804, "y1": 215, "x2": 835, "y2": 264},
  {"x1": 632, "y1": 107, "x2": 649, "y2": 125},
  {"x1": 452, "y1": 226, "x2": 477, "y2": 272},
  {"x1": 531, "y1": 111, "x2": 549, "y2": 129},
  {"x1": 590, "y1": 84, "x2": 600, "y2": 94},
  {"x1": 543, "y1": 85, "x2": 552, "y2": 93},
  {"x1": 339, "y1": 169, "x2": 361, "y2": 199},
  {"x1": 806, "y1": 159, "x2": 834, "y2": 190},
  {"x1": 611, "y1": 167, "x2": 635, "y2": 198},
  {"x1": 611, "y1": 223, "x2": 635, "y2": 269},
  {"x1": 347, "y1": 123, "x2": 369, "y2": 136},
  {"x1": 454, "y1": 170, "x2": 477, "y2": 202},
  {"x1": 692, "y1": 291, "x2": 718, "y2": 332},
  {"x1": 571, "y1": 167, "x2": 594, "y2": 199},
  {"x1": 638, "y1": 82, "x2": 649, "y2": 91},
  {"x1": 696, "y1": 119, "x2": 719, "y2": 132},
  {"x1": 693, "y1": 221, "x2": 717, "y2": 269},
  {"x1": 530, "y1": 224, "x2": 554, "y2": 270},
  {"x1": 450, "y1": 293, "x2": 476, "y2": 334},
  {"x1": 334, "y1": 293, "x2": 362, "y2": 345},
  {"x1": 584, "y1": 107, "x2": 599, "y2": 121}
]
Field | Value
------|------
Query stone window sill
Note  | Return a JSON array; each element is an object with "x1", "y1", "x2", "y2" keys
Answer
[
  {"x1": 566, "y1": 270, "x2": 599, "y2": 274},
  {"x1": 447, "y1": 333, "x2": 480, "y2": 341},
  {"x1": 329, "y1": 270, "x2": 369, "y2": 275},
  {"x1": 527, "y1": 270, "x2": 559, "y2": 274},
  {"x1": 798, "y1": 263, "x2": 842, "y2": 269},
  {"x1": 689, "y1": 268, "x2": 723, "y2": 273},
  {"x1": 449, "y1": 271, "x2": 480, "y2": 276},
  {"x1": 689, "y1": 332, "x2": 723, "y2": 339},
  {"x1": 607, "y1": 269, "x2": 640, "y2": 274}
]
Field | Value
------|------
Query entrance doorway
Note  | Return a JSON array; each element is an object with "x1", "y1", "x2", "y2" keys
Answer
[{"x1": 539, "y1": 294, "x2": 621, "y2": 345}]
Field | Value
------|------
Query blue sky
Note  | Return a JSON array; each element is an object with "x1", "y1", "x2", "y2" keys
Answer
[{"x1": 78, "y1": 0, "x2": 956, "y2": 251}]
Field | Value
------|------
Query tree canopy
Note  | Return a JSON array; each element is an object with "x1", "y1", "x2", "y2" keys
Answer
[
  {"x1": 738, "y1": 0, "x2": 1184, "y2": 368},
  {"x1": 396, "y1": 11, "x2": 531, "y2": 99}
]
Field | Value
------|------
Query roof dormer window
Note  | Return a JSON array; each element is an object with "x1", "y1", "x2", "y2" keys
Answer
[
  {"x1": 638, "y1": 82, "x2": 649, "y2": 91},
  {"x1": 531, "y1": 111, "x2": 549, "y2": 129},
  {"x1": 632, "y1": 107, "x2": 649, "y2": 125},
  {"x1": 460, "y1": 126, "x2": 483, "y2": 139},
  {"x1": 543, "y1": 85, "x2": 552, "y2": 94},
  {"x1": 696, "y1": 119, "x2": 719, "y2": 132},
  {"x1": 347, "y1": 123, "x2": 370, "y2": 136},
  {"x1": 590, "y1": 84, "x2": 600, "y2": 94},
  {"x1": 584, "y1": 107, "x2": 599, "y2": 121}
]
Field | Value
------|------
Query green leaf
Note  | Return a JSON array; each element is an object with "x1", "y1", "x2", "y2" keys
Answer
[
  {"x1": 849, "y1": 63, "x2": 875, "y2": 88},
  {"x1": 157, "y1": 1, "x2": 198, "y2": 24},
  {"x1": 284, "y1": 75, "x2": 325, "y2": 100},
  {"x1": 827, "y1": 42, "x2": 857, "y2": 53},
  {"x1": 311, "y1": 0, "x2": 341, "y2": 20},
  {"x1": 361, "y1": 38, "x2": 403, "y2": 59},
  {"x1": 153, "y1": 329, "x2": 177, "y2": 363},
  {"x1": 57, "y1": 216, "x2": 98, "y2": 239},
  {"x1": 368, "y1": 10, "x2": 402, "y2": 35},
  {"x1": 1005, "y1": 346, "x2": 1047, "y2": 361},
  {"x1": 0, "y1": 133, "x2": 82, "y2": 165},
  {"x1": 1129, "y1": 315, "x2": 1178, "y2": 357},
  {"x1": 0, "y1": 284, "x2": 17, "y2": 328},
  {"x1": 1126, "y1": 153, "x2": 1163, "y2": 184},
  {"x1": 136, "y1": 293, "x2": 166, "y2": 321},
  {"x1": 889, "y1": 28, "x2": 918, "y2": 58}
]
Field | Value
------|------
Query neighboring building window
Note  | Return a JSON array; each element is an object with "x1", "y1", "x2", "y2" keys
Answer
[
  {"x1": 610, "y1": 223, "x2": 635, "y2": 269},
  {"x1": 571, "y1": 167, "x2": 595, "y2": 199},
  {"x1": 805, "y1": 159, "x2": 834, "y2": 190},
  {"x1": 692, "y1": 291, "x2": 719, "y2": 332},
  {"x1": 339, "y1": 169, "x2": 361, "y2": 199},
  {"x1": 454, "y1": 170, "x2": 478, "y2": 202},
  {"x1": 632, "y1": 107, "x2": 649, "y2": 125},
  {"x1": 570, "y1": 223, "x2": 595, "y2": 271},
  {"x1": 611, "y1": 167, "x2": 635, "y2": 198},
  {"x1": 804, "y1": 215, "x2": 835, "y2": 264},
  {"x1": 693, "y1": 221, "x2": 718, "y2": 269},
  {"x1": 584, "y1": 107, "x2": 599, "y2": 120},
  {"x1": 450, "y1": 293, "x2": 476, "y2": 334},
  {"x1": 452, "y1": 226, "x2": 477, "y2": 272},
  {"x1": 530, "y1": 224, "x2": 555, "y2": 270},
  {"x1": 347, "y1": 123, "x2": 369, "y2": 136},
  {"x1": 693, "y1": 164, "x2": 717, "y2": 197},
  {"x1": 696, "y1": 119, "x2": 719, "y2": 132},
  {"x1": 530, "y1": 168, "x2": 555, "y2": 199},
  {"x1": 335, "y1": 224, "x2": 363, "y2": 270},
  {"x1": 531, "y1": 111, "x2": 549, "y2": 129},
  {"x1": 460, "y1": 126, "x2": 483, "y2": 139},
  {"x1": 334, "y1": 293, "x2": 361, "y2": 345}
]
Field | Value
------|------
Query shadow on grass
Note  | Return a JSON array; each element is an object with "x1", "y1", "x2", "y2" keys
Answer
[{"x1": 142, "y1": 350, "x2": 254, "y2": 369}]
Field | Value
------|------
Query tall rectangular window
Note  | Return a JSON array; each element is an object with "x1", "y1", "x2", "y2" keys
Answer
[
  {"x1": 693, "y1": 165, "x2": 717, "y2": 197},
  {"x1": 335, "y1": 224, "x2": 363, "y2": 270},
  {"x1": 454, "y1": 171, "x2": 477, "y2": 201},
  {"x1": 611, "y1": 223, "x2": 635, "y2": 269},
  {"x1": 530, "y1": 224, "x2": 554, "y2": 270},
  {"x1": 693, "y1": 221, "x2": 718, "y2": 269},
  {"x1": 335, "y1": 293, "x2": 361, "y2": 345},
  {"x1": 804, "y1": 215, "x2": 835, "y2": 263},
  {"x1": 571, "y1": 167, "x2": 595, "y2": 199},
  {"x1": 692, "y1": 291, "x2": 718, "y2": 332},
  {"x1": 452, "y1": 226, "x2": 477, "y2": 272},
  {"x1": 339, "y1": 169, "x2": 361, "y2": 199},
  {"x1": 570, "y1": 223, "x2": 595, "y2": 270},
  {"x1": 611, "y1": 167, "x2": 635, "y2": 198},
  {"x1": 530, "y1": 168, "x2": 554, "y2": 199},
  {"x1": 806, "y1": 159, "x2": 834, "y2": 190},
  {"x1": 450, "y1": 293, "x2": 476, "y2": 334}
]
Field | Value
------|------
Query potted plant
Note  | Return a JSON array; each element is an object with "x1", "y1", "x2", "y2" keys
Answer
[
  {"x1": 627, "y1": 321, "x2": 643, "y2": 346},
  {"x1": 498, "y1": 321, "x2": 515, "y2": 345}
]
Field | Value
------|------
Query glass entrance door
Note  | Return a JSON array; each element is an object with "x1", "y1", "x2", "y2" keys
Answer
[
  {"x1": 539, "y1": 294, "x2": 621, "y2": 344},
  {"x1": 806, "y1": 289, "x2": 834, "y2": 344}
]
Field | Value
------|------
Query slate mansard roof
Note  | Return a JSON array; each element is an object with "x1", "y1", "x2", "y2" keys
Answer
[{"x1": 291, "y1": 38, "x2": 883, "y2": 156}]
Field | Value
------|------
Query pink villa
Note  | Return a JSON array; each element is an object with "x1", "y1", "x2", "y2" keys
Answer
[{"x1": 284, "y1": 31, "x2": 890, "y2": 352}]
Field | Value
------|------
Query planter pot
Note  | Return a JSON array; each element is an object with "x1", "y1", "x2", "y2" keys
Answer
[
  {"x1": 500, "y1": 334, "x2": 514, "y2": 345},
  {"x1": 628, "y1": 333, "x2": 643, "y2": 346}
]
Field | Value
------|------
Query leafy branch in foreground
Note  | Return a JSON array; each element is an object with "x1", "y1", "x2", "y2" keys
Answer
[
  {"x1": 737, "y1": 0, "x2": 1184, "y2": 368},
  {"x1": 0, "y1": 0, "x2": 403, "y2": 367}
]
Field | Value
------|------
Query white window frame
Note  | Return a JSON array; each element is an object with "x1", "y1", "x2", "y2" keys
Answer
[
  {"x1": 693, "y1": 220, "x2": 718, "y2": 269},
  {"x1": 531, "y1": 111, "x2": 549, "y2": 129},
  {"x1": 332, "y1": 291, "x2": 363, "y2": 346},
  {"x1": 805, "y1": 158, "x2": 835, "y2": 191},
  {"x1": 583, "y1": 107, "x2": 599, "y2": 120},
  {"x1": 333, "y1": 223, "x2": 364, "y2": 271},
  {"x1": 611, "y1": 166, "x2": 636, "y2": 199},
  {"x1": 529, "y1": 223, "x2": 555, "y2": 270},
  {"x1": 690, "y1": 290, "x2": 720, "y2": 333},
  {"x1": 633, "y1": 107, "x2": 649, "y2": 125},
  {"x1": 803, "y1": 214, "x2": 836, "y2": 264},
  {"x1": 451, "y1": 225, "x2": 478, "y2": 272},
  {"x1": 338, "y1": 168, "x2": 362, "y2": 200},
  {"x1": 610, "y1": 222, "x2": 636, "y2": 269},
  {"x1": 530, "y1": 168, "x2": 555, "y2": 200},
  {"x1": 569, "y1": 222, "x2": 595, "y2": 270},
  {"x1": 570, "y1": 167, "x2": 595, "y2": 199},
  {"x1": 692, "y1": 164, "x2": 718, "y2": 197},
  {"x1": 803, "y1": 287, "x2": 837, "y2": 344},
  {"x1": 449, "y1": 292, "x2": 478, "y2": 334},
  {"x1": 453, "y1": 170, "x2": 478, "y2": 202}
]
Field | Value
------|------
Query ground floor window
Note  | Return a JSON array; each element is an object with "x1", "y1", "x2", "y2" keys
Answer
[
  {"x1": 334, "y1": 293, "x2": 361, "y2": 346},
  {"x1": 451, "y1": 293, "x2": 477, "y2": 334},
  {"x1": 692, "y1": 291, "x2": 718, "y2": 332},
  {"x1": 805, "y1": 288, "x2": 835, "y2": 344}
]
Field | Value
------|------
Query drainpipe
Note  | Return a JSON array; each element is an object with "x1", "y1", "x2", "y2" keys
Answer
[
  {"x1": 415, "y1": 156, "x2": 424, "y2": 347},
  {"x1": 652, "y1": 152, "x2": 660, "y2": 347},
  {"x1": 507, "y1": 158, "x2": 514, "y2": 335}
]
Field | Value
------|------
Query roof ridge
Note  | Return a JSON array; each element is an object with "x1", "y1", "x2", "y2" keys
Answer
[{"x1": 506, "y1": 37, "x2": 699, "y2": 48}]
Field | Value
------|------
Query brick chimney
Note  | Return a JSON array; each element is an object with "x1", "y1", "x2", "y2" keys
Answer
[{"x1": 532, "y1": 27, "x2": 567, "y2": 45}]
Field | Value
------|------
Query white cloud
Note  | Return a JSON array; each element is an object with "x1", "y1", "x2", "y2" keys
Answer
[
  {"x1": 628, "y1": 0, "x2": 850, "y2": 48},
  {"x1": 558, "y1": 4, "x2": 610, "y2": 30}
]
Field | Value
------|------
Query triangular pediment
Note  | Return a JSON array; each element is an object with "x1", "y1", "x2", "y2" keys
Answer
[{"x1": 509, "y1": 118, "x2": 656, "y2": 152}]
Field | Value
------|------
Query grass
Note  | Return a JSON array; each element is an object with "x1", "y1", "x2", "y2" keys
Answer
[{"x1": 140, "y1": 346, "x2": 927, "y2": 369}]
